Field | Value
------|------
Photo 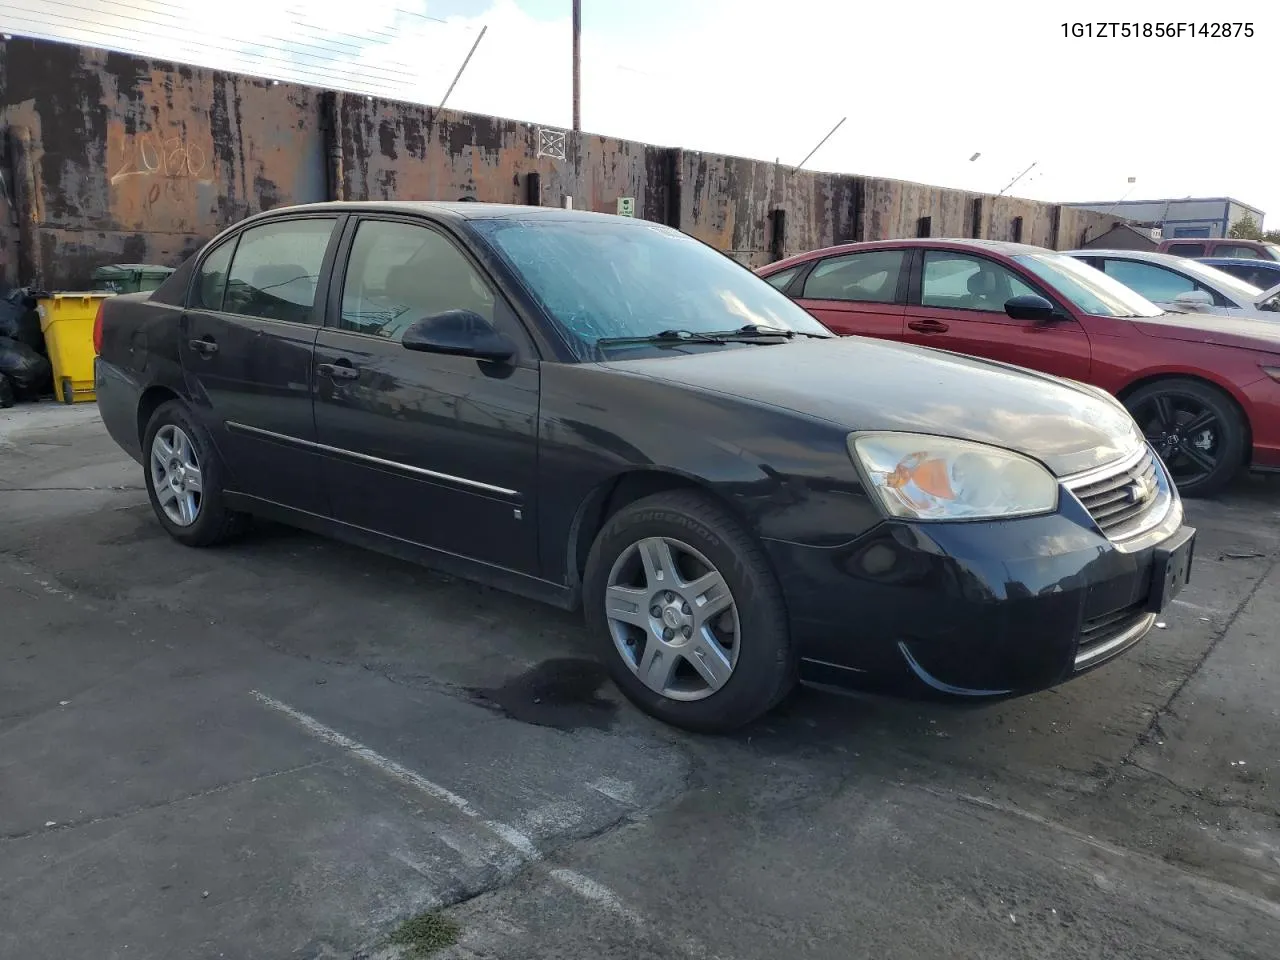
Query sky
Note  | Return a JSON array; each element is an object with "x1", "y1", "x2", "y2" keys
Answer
[{"x1": 2, "y1": 0, "x2": 1276, "y2": 224}]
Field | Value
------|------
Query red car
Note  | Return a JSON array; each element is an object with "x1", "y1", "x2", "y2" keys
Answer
[{"x1": 757, "y1": 239, "x2": 1280, "y2": 497}]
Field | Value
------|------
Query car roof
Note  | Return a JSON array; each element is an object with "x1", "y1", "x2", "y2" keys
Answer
[
  {"x1": 244, "y1": 200, "x2": 638, "y2": 225},
  {"x1": 760, "y1": 237, "x2": 1051, "y2": 272},
  {"x1": 1066, "y1": 248, "x2": 1208, "y2": 267},
  {"x1": 1164, "y1": 237, "x2": 1265, "y2": 245},
  {"x1": 1201, "y1": 256, "x2": 1280, "y2": 267}
]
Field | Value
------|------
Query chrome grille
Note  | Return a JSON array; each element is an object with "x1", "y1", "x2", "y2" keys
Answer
[
  {"x1": 1076, "y1": 603, "x2": 1155, "y2": 670},
  {"x1": 1065, "y1": 446, "x2": 1169, "y2": 541}
]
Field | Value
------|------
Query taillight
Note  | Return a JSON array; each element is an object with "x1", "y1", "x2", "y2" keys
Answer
[{"x1": 93, "y1": 300, "x2": 105, "y2": 355}]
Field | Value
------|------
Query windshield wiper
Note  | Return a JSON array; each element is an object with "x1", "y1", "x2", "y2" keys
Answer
[
  {"x1": 729, "y1": 323, "x2": 830, "y2": 340},
  {"x1": 596, "y1": 329, "x2": 729, "y2": 346}
]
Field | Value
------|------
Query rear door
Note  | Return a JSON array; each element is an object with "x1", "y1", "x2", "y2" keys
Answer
[
  {"x1": 180, "y1": 214, "x2": 342, "y2": 514},
  {"x1": 903, "y1": 248, "x2": 1091, "y2": 380},
  {"x1": 311, "y1": 215, "x2": 541, "y2": 573},
  {"x1": 790, "y1": 248, "x2": 908, "y2": 339}
]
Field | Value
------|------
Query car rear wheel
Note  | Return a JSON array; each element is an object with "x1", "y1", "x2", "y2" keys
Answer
[
  {"x1": 143, "y1": 400, "x2": 248, "y2": 547},
  {"x1": 583, "y1": 490, "x2": 794, "y2": 733},
  {"x1": 1123, "y1": 378, "x2": 1245, "y2": 498}
]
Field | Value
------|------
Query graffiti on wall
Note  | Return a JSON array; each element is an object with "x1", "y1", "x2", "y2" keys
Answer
[
  {"x1": 106, "y1": 126, "x2": 218, "y2": 231},
  {"x1": 109, "y1": 131, "x2": 211, "y2": 186}
]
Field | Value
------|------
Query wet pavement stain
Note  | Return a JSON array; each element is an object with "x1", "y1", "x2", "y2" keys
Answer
[{"x1": 475, "y1": 658, "x2": 617, "y2": 731}]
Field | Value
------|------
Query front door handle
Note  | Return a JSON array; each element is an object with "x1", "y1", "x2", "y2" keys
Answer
[
  {"x1": 188, "y1": 337, "x2": 218, "y2": 356},
  {"x1": 317, "y1": 361, "x2": 360, "y2": 381},
  {"x1": 907, "y1": 319, "x2": 949, "y2": 334}
]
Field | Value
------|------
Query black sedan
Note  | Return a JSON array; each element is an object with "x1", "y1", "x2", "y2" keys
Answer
[{"x1": 94, "y1": 202, "x2": 1195, "y2": 731}]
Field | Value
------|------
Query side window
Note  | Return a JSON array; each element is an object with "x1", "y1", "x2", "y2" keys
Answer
[
  {"x1": 763, "y1": 266, "x2": 800, "y2": 293},
  {"x1": 1249, "y1": 269, "x2": 1280, "y2": 290},
  {"x1": 802, "y1": 250, "x2": 905, "y2": 304},
  {"x1": 340, "y1": 220, "x2": 497, "y2": 340},
  {"x1": 1166, "y1": 243, "x2": 1205, "y2": 257},
  {"x1": 223, "y1": 218, "x2": 337, "y2": 325},
  {"x1": 1102, "y1": 260, "x2": 1200, "y2": 301},
  {"x1": 192, "y1": 239, "x2": 234, "y2": 311},
  {"x1": 920, "y1": 251, "x2": 1037, "y2": 312},
  {"x1": 1215, "y1": 244, "x2": 1259, "y2": 259}
]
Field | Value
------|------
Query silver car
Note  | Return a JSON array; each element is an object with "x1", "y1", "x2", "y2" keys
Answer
[{"x1": 1068, "y1": 249, "x2": 1280, "y2": 321}]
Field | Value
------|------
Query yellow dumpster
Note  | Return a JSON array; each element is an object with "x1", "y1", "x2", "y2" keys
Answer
[{"x1": 37, "y1": 292, "x2": 114, "y2": 404}]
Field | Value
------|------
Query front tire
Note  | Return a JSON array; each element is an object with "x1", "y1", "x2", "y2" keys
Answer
[
  {"x1": 583, "y1": 490, "x2": 794, "y2": 733},
  {"x1": 1123, "y1": 378, "x2": 1246, "y2": 498},
  {"x1": 142, "y1": 400, "x2": 248, "y2": 547}
]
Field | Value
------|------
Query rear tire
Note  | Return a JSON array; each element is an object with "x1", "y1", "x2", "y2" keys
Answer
[
  {"x1": 142, "y1": 400, "x2": 248, "y2": 547},
  {"x1": 583, "y1": 490, "x2": 794, "y2": 733},
  {"x1": 1123, "y1": 378, "x2": 1245, "y2": 499}
]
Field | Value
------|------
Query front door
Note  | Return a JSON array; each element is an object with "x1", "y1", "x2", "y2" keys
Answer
[
  {"x1": 791, "y1": 247, "x2": 908, "y2": 339},
  {"x1": 312, "y1": 216, "x2": 541, "y2": 574},
  {"x1": 902, "y1": 248, "x2": 1091, "y2": 381},
  {"x1": 180, "y1": 214, "x2": 341, "y2": 514}
]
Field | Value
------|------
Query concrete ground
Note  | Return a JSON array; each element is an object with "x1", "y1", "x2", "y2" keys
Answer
[{"x1": 3, "y1": 402, "x2": 1279, "y2": 960}]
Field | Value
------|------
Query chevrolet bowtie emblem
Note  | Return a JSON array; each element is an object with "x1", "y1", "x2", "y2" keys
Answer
[{"x1": 1126, "y1": 475, "x2": 1153, "y2": 503}]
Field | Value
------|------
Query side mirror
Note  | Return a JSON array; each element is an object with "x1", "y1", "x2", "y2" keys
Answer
[
  {"x1": 401, "y1": 310, "x2": 516, "y2": 363},
  {"x1": 1004, "y1": 294, "x2": 1057, "y2": 323},
  {"x1": 1173, "y1": 289, "x2": 1214, "y2": 307}
]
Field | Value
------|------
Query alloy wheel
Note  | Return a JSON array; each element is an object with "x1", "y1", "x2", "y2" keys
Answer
[
  {"x1": 603, "y1": 536, "x2": 740, "y2": 702},
  {"x1": 150, "y1": 424, "x2": 204, "y2": 527},
  {"x1": 1131, "y1": 391, "x2": 1221, "y2": 487}
]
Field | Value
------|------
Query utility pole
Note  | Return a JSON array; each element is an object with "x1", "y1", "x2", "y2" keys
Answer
[{"x1": 572, "y1": 0, "x2": 582, "y2": 132}]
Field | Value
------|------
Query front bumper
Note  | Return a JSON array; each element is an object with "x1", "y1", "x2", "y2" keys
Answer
[{"x1": 767, "y1": 471, "x2": 1192, "y2": 697}]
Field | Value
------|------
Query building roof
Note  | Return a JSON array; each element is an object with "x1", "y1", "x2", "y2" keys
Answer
[{"x1": 1062, "y1": 196, "x2": 1264, "y2": 215}]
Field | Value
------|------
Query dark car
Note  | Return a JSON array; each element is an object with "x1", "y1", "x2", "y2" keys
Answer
[
  {"x1": 94, "y1": 203, "x2": 1195, "y2": 732},
  {"x1": 758, "y1": 239, "x2": 1280, "y2": 498},
  {"x1": 1199, "y1": 257, "x2": 1280, "y2": 293}
]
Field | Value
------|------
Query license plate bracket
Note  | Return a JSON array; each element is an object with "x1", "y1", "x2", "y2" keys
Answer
[{"x1": 1147, "y1": 526, "x2": 1196, "y2": 613}]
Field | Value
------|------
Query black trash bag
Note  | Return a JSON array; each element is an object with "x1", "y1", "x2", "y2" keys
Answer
[
  {"x1": 0, "y1": 288, "x2": 44, "y2": 354},
  {"x1": 0, "y1": 335, "x2": 52, "y2": 398},
  {"x1": 0, "y1": 372, "x2": 15, "y2": 408}
]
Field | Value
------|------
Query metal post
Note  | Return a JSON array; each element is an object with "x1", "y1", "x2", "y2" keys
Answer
[
  {"x1": 795, "y1": 117, "x2": 846, "y2": 172},
  {"x1": 997, "y1": 160, "x2": 1037, "y2": 197},
  {"x1": 572, "y1": 0, "x2": 582, "y2": 132},
  {"x1": 437, "y1": 25, "x2": 487, "y2": 117}
]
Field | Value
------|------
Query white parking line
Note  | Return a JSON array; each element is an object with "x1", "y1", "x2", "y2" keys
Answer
[{"x1": 249, "y1": 690, "x2": 710, "y2": 955}]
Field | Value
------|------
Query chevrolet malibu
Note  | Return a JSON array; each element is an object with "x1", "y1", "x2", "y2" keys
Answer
[{"x1": 94, "y1": 203, "x2": 1195, "y2": 732}]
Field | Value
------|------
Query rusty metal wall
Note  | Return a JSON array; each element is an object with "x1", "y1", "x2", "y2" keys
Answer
[
  {"x1": 0, "y1": 38, "x2": 326, "y2": 288},
  {"x1": 0, "y1": 37, "x2": 1122, "y2": 290}
]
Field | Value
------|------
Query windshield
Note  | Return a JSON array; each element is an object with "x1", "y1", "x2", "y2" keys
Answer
[
  {"x1": 1267, "y1": 245, "x2": 1280, "y2": 261},
  {"x1": 1174, "y1": 258, "x2": 1264, "y2": 302},
  {"x1": 469, "y1": 217, "x2": 831, "y2": 358},
  {"x1": 1013, "y1": 253, "x2": 1165, "y2": 318}
]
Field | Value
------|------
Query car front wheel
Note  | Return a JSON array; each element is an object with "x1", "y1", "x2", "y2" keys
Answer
[
  {"x1": 1123, "y1": 378, "x2": 1246, "y2": 498},
  {"x1": 583, "y1": 490, "x2": 794, "y2": 733}
]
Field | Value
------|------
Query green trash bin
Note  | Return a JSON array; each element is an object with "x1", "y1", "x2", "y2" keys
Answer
[{"x1": 90, "y1": 263, "x2": 176, "y2": 294}]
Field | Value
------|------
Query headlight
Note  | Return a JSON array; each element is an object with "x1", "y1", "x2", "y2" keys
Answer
[{"x1": 849, "y1": 432, "x2": 1059, "y2": 521}]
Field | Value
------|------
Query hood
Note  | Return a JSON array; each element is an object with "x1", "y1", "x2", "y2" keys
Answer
[
  {"x1": 604, "y1": 337, "x2": 1142, "y2": 477},
  {"x1": 1133, "y1": 311, "x2": 1280, "y2": 351}
]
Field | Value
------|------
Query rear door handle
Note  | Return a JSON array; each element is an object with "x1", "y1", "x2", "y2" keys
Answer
[
  {"x1": 317, "y1": 361, "x2": 360, "y2": 381},
  {"x1": 188, "y1": 337, "x2": 218, "y2": 356},
  {"x1": 907, "y1": 319, "x2": 949, "y2": 334}
]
